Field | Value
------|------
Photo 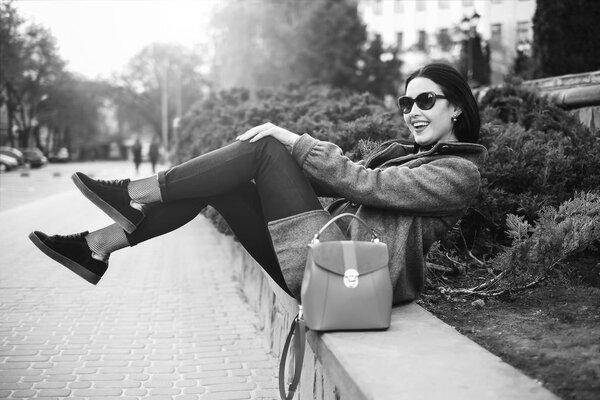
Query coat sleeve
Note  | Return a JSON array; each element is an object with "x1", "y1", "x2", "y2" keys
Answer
[{"x1": 291, "y1": 134, "x2": 481, "y2": 216}]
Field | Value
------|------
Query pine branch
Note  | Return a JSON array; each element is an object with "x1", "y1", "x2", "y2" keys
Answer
[{"x1": 459, "y1": 228, "x2": 486, "y2": 267}]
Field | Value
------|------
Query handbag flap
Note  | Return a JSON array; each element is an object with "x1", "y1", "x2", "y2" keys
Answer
[{"x1": 309, "y1": 241, "x2": 388, "y2": 276}]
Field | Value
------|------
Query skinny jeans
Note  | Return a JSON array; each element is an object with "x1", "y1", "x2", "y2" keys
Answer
[{"x1": 125, "y1": 137, "x2": 323, "y2": 295}]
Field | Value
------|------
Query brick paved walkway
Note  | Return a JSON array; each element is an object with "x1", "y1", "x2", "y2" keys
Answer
[{"x1": 0, "y1": 190, "x2": 279, "y2": 399}]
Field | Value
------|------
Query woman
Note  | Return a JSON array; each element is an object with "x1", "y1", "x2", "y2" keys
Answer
[{"x1": 29, "y1": 63, "x2": 486, "y2": 304}]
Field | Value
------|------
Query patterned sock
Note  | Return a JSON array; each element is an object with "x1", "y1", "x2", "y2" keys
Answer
[
  {"x1": 127, "y1": 175, "x2": 162, "y2": 204},
  {"x1": 85, "y1": 224, "x2": 130, "y2": 258}
]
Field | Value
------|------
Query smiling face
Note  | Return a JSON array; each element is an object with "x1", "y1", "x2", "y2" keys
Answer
[{"x1": 403, "y1": 77, "x2": 461, "y2": 146}]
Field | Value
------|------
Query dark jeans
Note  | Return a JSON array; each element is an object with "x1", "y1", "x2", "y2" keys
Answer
[{"x1": 125, "y1": 137, "x2": 322, "y2": 294}]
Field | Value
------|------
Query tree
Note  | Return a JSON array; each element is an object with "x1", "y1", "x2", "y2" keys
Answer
[
  {"x1": 293, "y1": 0, "x2": 367, "y2": 89},
  {"x1": 38, "y1": 72, "x2": 109, "y2": 156},
  {"x1": 0, "y1": 0, "x2": 25, "y2": 147},
  {"x1": 209, "y1": 0, "x2": 399, "y2": 98},
  {"x1": 532, "y1": 0, "x2": 600, "y2": 77},
  {"x1": 0, "y1": 1, "x2": 65, "y2": 148},
  {"x1": 357, "y1": 34, "x2": 402, "y2": 99},
  {"x1": 458, "y1": 33, "x2": 490, "y2": 87},
  {"x1": 115, "y1": 43, "x2": 209, "y2": 146},
  {"x1": 210, "y1": 0, "x2": 301, "y2": 89}
]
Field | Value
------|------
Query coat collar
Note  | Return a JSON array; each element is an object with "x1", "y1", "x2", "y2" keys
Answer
[{"x1": 367, "y1": 139, "x2": 488, "y2": 169}]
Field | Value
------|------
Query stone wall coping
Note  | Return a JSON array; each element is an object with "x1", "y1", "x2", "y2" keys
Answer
[
  {"x1": 306, "y1": 304, "x2": 559, "y2": 400},
  {"x1": 523, "y1": 70, "x2": 600, "y2": 91},
  {"x1": 524, "y1": 70, "x2": 600, "y2": 109},
  {"x1": 473, "y1": 70, "x2": 600, "y2": 110},
  {"x1": 540, "y1": 85, "x2": 600, "y2": 108}
]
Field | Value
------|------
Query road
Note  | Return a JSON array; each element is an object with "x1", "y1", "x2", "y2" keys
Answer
[
  {"x1": 0, "y1": 161, "x2": 159, "y2": 213},
  {"x1": 0, "y1": 161, "x2": 280, "y2": 399}
]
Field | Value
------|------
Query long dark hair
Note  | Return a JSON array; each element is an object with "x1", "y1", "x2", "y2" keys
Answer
[{"x1": 405, "y1": 63, "x2": 480, "y2": 143}]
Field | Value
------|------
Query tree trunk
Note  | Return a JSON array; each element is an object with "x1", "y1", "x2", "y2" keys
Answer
[
  {"x1": 32, "y1": 125, "x2": 41, "y2": 149},
  {"x1": 17, "y1": 101, "x2": 29, "y2": 147},
  {"x1": 45, "y1": 126, "x2": 52, "y2": 152},
  {"x1": 6, "y1": 111, "x2": 16, "y2": 147},
  {"x1": 4, "y1": 84, "x2": 18, "y2": 147}
]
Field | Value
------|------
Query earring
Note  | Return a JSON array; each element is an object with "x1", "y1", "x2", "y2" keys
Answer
[{"x1": 451, "y1": 115, "x2": 458, "y2": 123}]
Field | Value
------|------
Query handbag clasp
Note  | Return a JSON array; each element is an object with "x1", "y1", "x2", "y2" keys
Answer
[{"x1": 344, "y1": 269, "x2": 360, "y2": 288}]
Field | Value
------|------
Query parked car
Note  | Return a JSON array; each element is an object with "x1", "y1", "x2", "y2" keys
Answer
[
  {"x1": 0, "y1": 146, "x2": 25, "y2": 165},
  {"x1": 21, "y1": 148, "x2": 48, "y2": 168},
  {"x1": 0, "y1": 153, "x2": 19, "y2": 172},
  {"x1": 49, "y1": 147, "x2": 70, "y2": 163}
]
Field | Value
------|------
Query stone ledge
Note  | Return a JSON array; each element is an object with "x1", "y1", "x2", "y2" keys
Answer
[
  {"x1": 524, "y1": 70, "x2": 600, "y2": 91},
  {"x1": 219, "y1": 230, "x2": 560, "y2": 400},
  {"x1": 524, "y1": 70, "x2": 600, "y2": 109}
]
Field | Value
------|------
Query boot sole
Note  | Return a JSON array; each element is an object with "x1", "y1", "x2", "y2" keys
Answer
[
  {"x1": 71, "y1": 173, "x2": 137, "y2": 234},
  {"x1": 28, "y1": 232, "x2": 102, "y2": 285}
]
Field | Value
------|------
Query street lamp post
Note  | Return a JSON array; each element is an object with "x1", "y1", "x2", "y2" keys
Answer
[
  {"x1": 173, "y1": 66, "x2": 182, "y2": 152},
  {"x1": 460, "y1": 11, "x2": 481, "y2": 85},
  {"x1": 161, "y1": 61, "x2": 169, "y2": 157},
  {"x1": 516, "y1": 39, "x2": 532, "y2": 56}
]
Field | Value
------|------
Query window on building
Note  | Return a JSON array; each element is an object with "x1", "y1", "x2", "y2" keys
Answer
[
  {"x1": 417, "y1": 30, "x2": 427, "y2": 51},
  {"x1": 416, "y1": 1, "x2": 426, "y2": 12},
  {"x1": 462, "y1": 0, "x2": 474, "y2": 6},
  {"x1": 517, "y1": 21, "x2": 531, "y2": 41},
  {"x1": 394, "y1": 0, "x2": 403, "y2": 13},
  {"x1": 439, "y1": 0, "x2": 450, "y2": 9},
  {"x1": 437, "y1": 28, "x2": 452, "y2": 52},
  {"x1": 490, "y1": 23, "x2": 502, "y2": 48},
  {"x1": 374, "y1": 0, "x2": 383, "y2": 15},
  {"x1": 396, "y1": 32, "x2": 404, "y2": 51}
]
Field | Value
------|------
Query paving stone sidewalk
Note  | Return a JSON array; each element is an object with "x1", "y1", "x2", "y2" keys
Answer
[{"x1": 0, "y1": 190, "x2": 280, "y2": 399}]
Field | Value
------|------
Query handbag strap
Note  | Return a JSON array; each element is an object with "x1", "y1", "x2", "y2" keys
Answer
[
  {"x1": 279, "y1": 309, "x2": 306, "y2": 400},
  {"x1": 313, "y1": 212, "x2": 381, "y2": 243}
]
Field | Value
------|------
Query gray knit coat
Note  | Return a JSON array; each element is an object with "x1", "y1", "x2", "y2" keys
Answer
[{"x1": 267, "y1": 133, "x2": 488, "y2": 305}]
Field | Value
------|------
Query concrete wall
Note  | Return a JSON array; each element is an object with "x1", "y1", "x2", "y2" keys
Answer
[
  {"x1": 524, "y1": 70, "x2": 600, "y2": 131},
  {"x1": 222, "y1": 235, "x2": 339, "y2": 400}
]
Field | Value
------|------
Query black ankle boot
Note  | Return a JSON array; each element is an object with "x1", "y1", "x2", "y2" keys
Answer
[
  {"x1": 72, "y1": 172, "x2": 144, "y2": 233},
  {"x1": 29, "y1": 231, "x2": 108, "y2": 285}
]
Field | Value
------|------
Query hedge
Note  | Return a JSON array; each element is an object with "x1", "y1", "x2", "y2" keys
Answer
[
  {"x1": 174, "y1": 78, "x2": 600, "y2": 267},
  {"x1": 173, "y1": 82, "x2": 408, "y2": 165}
]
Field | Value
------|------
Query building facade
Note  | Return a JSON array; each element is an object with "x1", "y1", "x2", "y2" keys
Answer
[{"x1": 358, "y1": 0, "x2": 536, "y2": 85}]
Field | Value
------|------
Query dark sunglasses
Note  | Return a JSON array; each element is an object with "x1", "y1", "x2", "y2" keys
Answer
[{"x1": 397, "y1": 92, "x2": 447, "y2": 114}]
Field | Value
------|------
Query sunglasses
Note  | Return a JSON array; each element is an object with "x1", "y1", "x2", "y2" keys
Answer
[{"x1": 397, "y1": 92, "x2": 447, "y2": 114}]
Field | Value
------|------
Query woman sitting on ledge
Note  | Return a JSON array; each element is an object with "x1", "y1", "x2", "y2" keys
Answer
[{"x1": 29, "y1": 63, "x2": 487, "y2": 305}]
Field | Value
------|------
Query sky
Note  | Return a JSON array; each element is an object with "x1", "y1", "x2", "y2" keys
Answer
[{"x1": 14, "y1": 0, "x2": 219, "y2": 80}]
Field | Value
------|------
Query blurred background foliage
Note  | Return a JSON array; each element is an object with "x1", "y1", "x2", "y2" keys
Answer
[
  {"x1": 210, "y1": 0, "x2": 402, "y2": 96},
  {"x1": 1, "y1": 0, "x2": 402, "y2": 156},
  {"x1": 173, "y1": 83, "x2": 407, "y2": 164},
  {"x1": 529, "y1": 0, "x2": 600, "y2": 78}
]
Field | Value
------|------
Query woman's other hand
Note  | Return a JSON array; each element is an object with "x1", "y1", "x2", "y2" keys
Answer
[{"x1": 236, "y1": 122, "x2": 300, "y2": 150}]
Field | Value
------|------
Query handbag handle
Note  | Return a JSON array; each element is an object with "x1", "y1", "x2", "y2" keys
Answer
[
  {"x1": 313, "y1": 212, "x2": 381, "y2": 243},
  {"x1": 279, "y1": 308, "x2": 306, "y2": 400}
]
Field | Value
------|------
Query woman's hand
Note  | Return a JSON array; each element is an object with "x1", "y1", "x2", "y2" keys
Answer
[{"x1": 236, "y1": 122, "x2": 300, "y2": 150}]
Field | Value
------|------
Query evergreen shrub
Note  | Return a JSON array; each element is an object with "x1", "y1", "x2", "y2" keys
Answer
[
  {"x1": 457, "y1": 79, "x2": 600, "y2": 257},
  {"x1": 174, "y1": 82, "x2": 407, "y2": 163},
  {"x1": 492, "y1": 191, "x2": 600, "y2": 291}
]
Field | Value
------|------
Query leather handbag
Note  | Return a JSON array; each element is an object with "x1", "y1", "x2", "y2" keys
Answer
[{"x1": 279, "y1": 213, "x2": 393, "y2": 399}]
